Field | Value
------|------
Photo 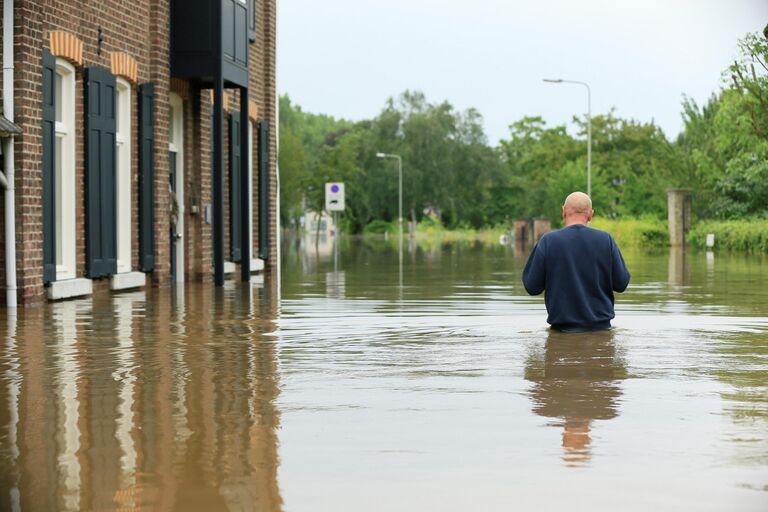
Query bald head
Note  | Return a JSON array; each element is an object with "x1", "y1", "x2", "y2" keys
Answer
[{"x1": 562, "y1": 192, "x2": 593, "y2": 225}]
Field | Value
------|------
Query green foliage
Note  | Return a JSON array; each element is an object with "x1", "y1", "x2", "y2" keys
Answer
[
  {"x1": 363, "y1": 219, "x2": 397, "y2": 234},
  {"x1": 591, "y1": 217, "x2": 669, "y2": 248},
  {"x1": 678, "y1": 30, "x2": 768, "y2": 219},
  {"x1": 279, "y1": 29, "x2": 768, "y2": 244},
  {"x1": 689, "y1": 220, "x2": 768, "y2": 252},
  {"x1": 278, "y1": 95, "x2": 352, "y2": 225}
]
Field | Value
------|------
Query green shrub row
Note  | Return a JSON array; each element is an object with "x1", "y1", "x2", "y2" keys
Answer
[{"x1": 688, "y1": 219, "x2": 768, "y2": 252}]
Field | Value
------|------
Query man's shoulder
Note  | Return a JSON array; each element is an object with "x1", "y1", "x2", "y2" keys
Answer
[{"x1": 546, "y1": 225, "x2": 614, "y2": 243}]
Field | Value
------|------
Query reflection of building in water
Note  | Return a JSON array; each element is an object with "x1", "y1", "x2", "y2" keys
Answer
[
  {"x1": 326, "y1": 271, "x2": 346, "y2": 299},
  {"x1": 4, "y1": 280, "x2": 283, "y2": 511},
  {"x1": 300, "y1": 233, "x2": 335, "y2": 273},
  {"x1": 525, "y1": 330, "x2": 626, "y2": 467}
]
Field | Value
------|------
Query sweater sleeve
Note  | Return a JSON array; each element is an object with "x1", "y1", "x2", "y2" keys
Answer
[
  {"x1": 522, "y1": 238, "x2": 546, "y2": 295},
  {"x1": 610, "y1": 237, "x2": 631, "y2": 293}
]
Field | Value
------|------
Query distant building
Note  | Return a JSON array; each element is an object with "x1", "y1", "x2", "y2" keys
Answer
[
  {"x1": 0, "y1": 0, "x2": 278, "y2": 305},
  {"x1": 303, "y1": 209, "x2": 336, "y2": 237}
]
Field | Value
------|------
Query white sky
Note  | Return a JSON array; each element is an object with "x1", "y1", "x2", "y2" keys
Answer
[{"x1": 277, "y1": 0, "x2": 768, "y2": 144}]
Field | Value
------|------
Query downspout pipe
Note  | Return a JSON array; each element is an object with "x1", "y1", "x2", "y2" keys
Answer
[{"x1": 3, "y1": 0, "x2": 17, "y2": 308}]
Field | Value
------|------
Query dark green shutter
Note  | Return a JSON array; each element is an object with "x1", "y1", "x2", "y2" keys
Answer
[
  {"x1": 42, "y1": 49, "x2": 57, "y2": 284},
  {"x1": 229, "y1": 113, "x2": 242, "y2": 262},
  {"x1": 258, "y1": 119, "x2": 269, "y2": 260},
  {"x1": 248, "y1": 0, "x2": 257, "y2": 42},
  {"x1": 85, "y1": 66, "x2": 118, "y2": 278},
  {"x1": 139, "y1": 83, "x2": 155, "y2": 272}
]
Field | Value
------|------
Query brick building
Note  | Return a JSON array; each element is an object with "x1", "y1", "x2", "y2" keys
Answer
[{"x1": 0, "y1": 0, "x2": 279, "y2": 306}]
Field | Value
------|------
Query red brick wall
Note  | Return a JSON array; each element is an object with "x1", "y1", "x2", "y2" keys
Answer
[
  {"x1": 5, "y1": 0, "x2": 172, "y2": 304},
  {"x1": 1, "y1": 0, "x2": 278, "y2": 304},
  {"x1": 252, "y1": 0, "x2": 279, "y2": 267}
]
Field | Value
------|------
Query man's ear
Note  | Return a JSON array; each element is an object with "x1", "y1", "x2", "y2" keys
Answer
[
  {"x1": 562, "y1": 207, "x2": 567, "y2": 220},
  {"x1": 587, "y1": 209, "x2": 594, "y2": 222}
]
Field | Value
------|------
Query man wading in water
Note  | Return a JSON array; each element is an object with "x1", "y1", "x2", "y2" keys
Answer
[{"x1": 522, "y1": 192, "x2": 631, "y2": 332}]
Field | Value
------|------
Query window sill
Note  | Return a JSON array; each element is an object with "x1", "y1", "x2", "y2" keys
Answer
[
  {"x1": 110, "y1": 272, "x2": 146, "y2": 291},
  {"x1": 250, "y1": 258, "x2": 264, "y2": 273},
  {"x1": 47, "y1": 278, "x2": 93, "y2": 301},
  {"x1": 220, "y1": 259, "x2": 263, "y2": 276}
]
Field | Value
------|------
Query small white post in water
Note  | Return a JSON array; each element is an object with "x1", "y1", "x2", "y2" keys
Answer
[{"x1": 706, "y1": 233, "x2": 715, "y2": 248}]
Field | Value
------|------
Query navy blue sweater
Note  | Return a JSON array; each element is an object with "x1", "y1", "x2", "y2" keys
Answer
[{"x1": 522, "y1": 224, "x2": 630, "y2": 330}]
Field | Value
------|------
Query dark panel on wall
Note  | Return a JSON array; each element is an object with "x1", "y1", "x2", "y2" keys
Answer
[
  {"x1": 229, "y1": 113, "x2": 242, "y2": 262},
  {"x1": 139, "y1": 83, "x2": 155, "y2": 272},
  {"x1": 85, "y1": 67, "x2": 118, "y2": 279},
  {"x1": 258, "y1": 119, "x2": 269, "y2": 260},
  {"x1": 42, "y1": 49, "x2": 57, "y2": 284}
]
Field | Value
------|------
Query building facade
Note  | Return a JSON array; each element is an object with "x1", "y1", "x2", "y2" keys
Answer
[{"x1": 0, "y1": 0, "x2": 279, "y2": 306}]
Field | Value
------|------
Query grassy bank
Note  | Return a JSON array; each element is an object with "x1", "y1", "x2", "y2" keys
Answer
[
  {"x1": 362, "y1": 216, "x2": 668, "y2": 247},
  {"x1": 588, "y1": 217, "x2": 668, "y2": 247},
  {"x1": 689, "y1": 219, "x2": 768, "y2": 252},
  {"x1": 361, "y1": 216, "x2": 767, "y2": 252},
  {"x1": 363, "y1": 218, "x2": 507, "y2": 244}
]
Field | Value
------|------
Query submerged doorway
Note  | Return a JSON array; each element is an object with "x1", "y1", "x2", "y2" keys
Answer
[{"x1": 169, "y1": 94, "x2": 184, "y2": 283}]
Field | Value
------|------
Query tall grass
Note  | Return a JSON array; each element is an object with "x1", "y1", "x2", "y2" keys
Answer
[
  {"x1": 362, "y1": 217, "x2": 507, "y2": 244},
  {"x1": 590, "y1": 217, "x2": 668, "y2": 247}
]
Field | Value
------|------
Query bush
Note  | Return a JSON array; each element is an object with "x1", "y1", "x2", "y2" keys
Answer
[
  {"x1": 415, "y1": 216, "x2": 444, "y2": 233},
  {"x1": 689, "y1": 219, "x2": 768, "y2": 252},
  {"x1": 363, "y1": 219, "x2": 397, "y2": 234}
]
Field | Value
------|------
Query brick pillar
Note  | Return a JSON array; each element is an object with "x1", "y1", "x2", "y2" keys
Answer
[
  {"x1": 149, "y1": 0, "x2": 170, "y2": 286},
  {"x1": 190, "y1": 89, "x2": 212, "y2": 282},
  {"x1": 667, "y1": 189, "x2": 692, "y2": 247},
  {"x1": 533, "y1": 218, "x2": 552, "y2": 242},
  {"x1": 14, "y1": 1, "x2": 46, "y2": 304},
  {"x1": 264, "y1": 0, "x2": 278, "y2": 268},
  {"x1": 513, "y1": 219, "x2": 530, "y2": 245}
]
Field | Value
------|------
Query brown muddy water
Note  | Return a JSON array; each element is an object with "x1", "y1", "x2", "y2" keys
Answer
[{"x1": 0, "y1": 237, "x2": 766, "y2": 511}]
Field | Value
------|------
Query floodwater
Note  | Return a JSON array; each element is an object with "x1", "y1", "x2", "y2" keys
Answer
[{"x1": 0, "y1": 237, "x2": 767, "y2": 511}]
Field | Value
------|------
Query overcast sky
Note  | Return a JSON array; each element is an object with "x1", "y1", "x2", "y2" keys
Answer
[{"x1": 277, "y1": 0, "x2": 768, "y2": 144}]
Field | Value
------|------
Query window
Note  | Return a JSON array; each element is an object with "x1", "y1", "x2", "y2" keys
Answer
[
  {"x1": 116, "y1": 79, "x2": 132, "y2": 273},
  {"x1": 54, "y1": 59, "x2": 76, "y2": 280}
]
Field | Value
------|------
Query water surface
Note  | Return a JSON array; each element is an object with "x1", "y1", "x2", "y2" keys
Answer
[{"x1": 0, "y1": 238, "x2": 766, "y2": 511}]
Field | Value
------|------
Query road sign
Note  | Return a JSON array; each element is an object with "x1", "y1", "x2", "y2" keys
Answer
[{"x1": 325, "y1": 182, "x2": 345, "y2": 211}]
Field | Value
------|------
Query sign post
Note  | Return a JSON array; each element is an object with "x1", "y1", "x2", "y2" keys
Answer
[
  {"x1": 325, "y1": 182, "x2": 345, "y2": 212},
  {"x1": 325, "y1": 183, "x2": 345, "y2": 272}
]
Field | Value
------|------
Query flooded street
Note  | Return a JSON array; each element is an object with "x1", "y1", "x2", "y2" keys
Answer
[{"x1": 0, "y1": 238, "x2": 767, "y2": 511}]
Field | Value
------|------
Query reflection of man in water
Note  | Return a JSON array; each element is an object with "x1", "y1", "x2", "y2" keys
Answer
[
  {"x1": 525, "y1": 330, "x2": 625, "y2": 467},
  {"x1": 522, "y1": 192, "x2": 631, "y2": 332}
]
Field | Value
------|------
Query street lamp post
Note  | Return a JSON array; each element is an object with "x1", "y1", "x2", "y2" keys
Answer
[
  {"x1": 376, "y1": 152, "x2": 404, "y2": 293},
  {"x1": 375, "y1": 152, "x2": 403, "y2": 238},
  {"x1": 543, "y1": 78, "x2": 592, "y2": 198}
]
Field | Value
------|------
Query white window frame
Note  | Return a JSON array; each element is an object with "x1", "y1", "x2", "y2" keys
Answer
[
  {"x1": 54, "y1": 59, "x2": 76, "y2": 281},
  {"x1": 169, "y1": 93, "x2": 185, "y2": 283},
  {"x1": 248, "y1": 120, "x2": 254, "y2": 260},
  {"x1": 115, "y1": 78, "x2": 132, "y2": 274}
]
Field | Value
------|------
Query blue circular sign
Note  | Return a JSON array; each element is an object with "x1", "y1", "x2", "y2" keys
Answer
[{"x1": 331, "y1": 184, "x2": 339, "y2": 193}]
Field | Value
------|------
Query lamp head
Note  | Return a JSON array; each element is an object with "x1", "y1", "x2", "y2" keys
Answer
[
  {"x1": 543, "y1": 78, "x2": 563, "y2": 83},
  {"x1": 376, "y1": 152, "x2": 386, "y2": 158}
]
